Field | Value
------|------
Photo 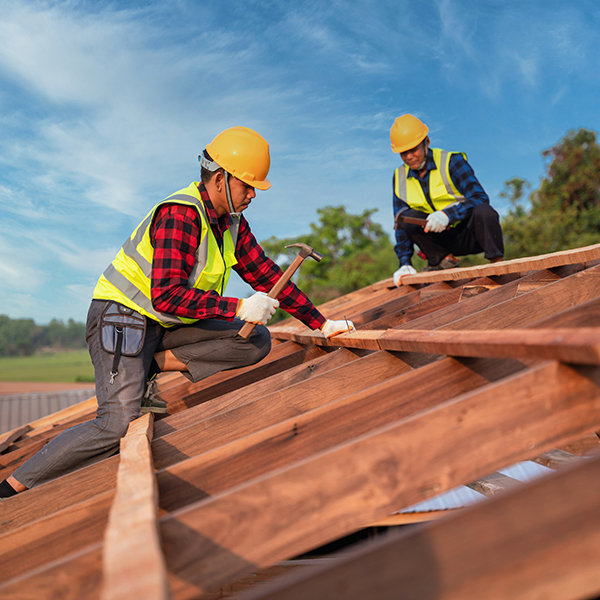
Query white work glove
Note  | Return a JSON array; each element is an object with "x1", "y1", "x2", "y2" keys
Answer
[
  {"x1": 425, "y1": 210, "x2": 450, "y2": 233},
  {"x1": 320, "y1": 319, "x2": 355, "y2": 338},
  {"x1": 236, "y1": 292, "x2": 279, "y2": 325},
  {"x1": 393, "y1": 265, "x2": 417, "y2": 287}
]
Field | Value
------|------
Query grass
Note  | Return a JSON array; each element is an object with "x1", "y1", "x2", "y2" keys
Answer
[{"x1": 0, "y1": 350, "x2": 94, "y2": 383}]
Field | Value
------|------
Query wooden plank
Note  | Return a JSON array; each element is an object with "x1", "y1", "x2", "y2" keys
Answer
[
  {"x1": 359, "y1": 277, "x2": 501, "y2": 332},
  {"x1": 152, "y1": 350, "x2": 416, "y2": 473},
  {"x1": 159, "y1": 361, "x2": 600, "y2": 596},
  {"x1": 0, "y1": 545, "x2": 104, "y2": 600},
  {"x1": 378, "y1": 328, "x2": 600, "y2": 364},
  {"x1": 268, "y1": 286, "x2": 416, "y2": 336},
  {"x1": 0, "y1": 350, "x2": 365, "y2": 534},
  {"x1": 101, "y1": 413, "x2": 169, "y2": 600},
  {"x1": 0, "y1": 457, "x2": 118, "y2": 535},
  {"x1": 239, "y1": 453, "x2": 600, "y2": 600},
  {"x1": 527, "y1": 296, "x2": 600, "y2": 329},
  {"x1": 466, "y1": 471, "x2": 522, "y2": 497},
  {"x1": 159, "y1": 343, "x2": 328, "y2": 411},
  {"x1": 371, "y1": 509, "x2": 460, "y2": 525},
  {"x1": 156, "y1": 356, "x2": 525, "y2": 512},
  {"x1": 0, "y1": 425, "x2": 31, "y2": 453},
  {"x1": 0, "y1": 491, "x2": 113, "y2": 585},
  {"x1": 392, "y1": 269, "x2": 562, "y2": 331},
  {"x1": 440, "y1": 264, "x2": 600, "y2": 331},
  {"x1": 399, "y1": 242, "x2": 600, "y2": 284},
  {"x1": 153, "y1": 348, "x2": 364, "y2": 439},
  {"x1": 533, "y1": 449, "x2": 583, "y2": 470}
]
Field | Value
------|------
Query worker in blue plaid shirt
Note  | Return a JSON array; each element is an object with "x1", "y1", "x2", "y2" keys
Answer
[{"x1": 390, "y1": 114, "x2": 504, "y2": 286}]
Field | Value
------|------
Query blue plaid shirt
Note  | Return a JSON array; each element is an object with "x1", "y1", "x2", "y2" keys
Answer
[{"x1": 393, "y1": 149, "x2": 490, "y2": 266}]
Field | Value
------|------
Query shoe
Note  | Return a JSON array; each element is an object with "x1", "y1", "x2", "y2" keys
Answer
[
  {"x1": 140, "y1": 377, "x2": 167, "y2": 414},
  {"x1": 422, "y1": 255, "x2": 459, "y2": 272}
]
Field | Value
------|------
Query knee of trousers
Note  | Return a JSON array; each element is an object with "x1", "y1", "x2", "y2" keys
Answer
[
  {"x1": 471, "y1": 203, "x2": 499, "y2": 223},
  {"x1": 245, "y1": 324, "x2": 272, "y2": 365},
  {"x1": 93, "y1": 408, "x2": 137, "y2": 446}
]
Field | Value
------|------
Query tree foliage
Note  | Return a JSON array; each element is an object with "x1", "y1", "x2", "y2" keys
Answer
[
  {"x1": 501, "y1": 128, "x2": 600, "y2": 258},
  {"x1": 260, "y1": 205, "x2": 397, "y2": 309},
  {"x1": 0, "y1": 316, "x2": 86, "y2": 357}
]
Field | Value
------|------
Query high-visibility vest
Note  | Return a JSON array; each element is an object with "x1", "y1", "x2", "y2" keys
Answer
[
  {"x1": 93, "y1": 182, "x2": 240, "y2": 326},
  {"x1": 394, "y1": 148, "x2": 467, "y2": 214}
]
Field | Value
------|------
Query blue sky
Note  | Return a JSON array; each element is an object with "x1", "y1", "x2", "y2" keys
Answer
[{"x1": 1, "y1": 0, "x2": 599, "y2": 324}]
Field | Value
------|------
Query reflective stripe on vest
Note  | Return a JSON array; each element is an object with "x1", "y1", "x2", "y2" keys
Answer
[
  {"x1": 93, "y1": 183, "x2": 240, "y2": 326},
  {"x1": 394, "y1": 148, "x2": 467, "y2": 214}
]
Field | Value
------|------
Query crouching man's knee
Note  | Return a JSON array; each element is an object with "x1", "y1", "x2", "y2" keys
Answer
[{"x1": 244, "y1": 324, "x2": 272, "y2": 365}]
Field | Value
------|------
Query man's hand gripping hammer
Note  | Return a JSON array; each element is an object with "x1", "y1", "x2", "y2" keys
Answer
[{"x1": 238, "y1": 243, "x2": 323, "y2": 339}]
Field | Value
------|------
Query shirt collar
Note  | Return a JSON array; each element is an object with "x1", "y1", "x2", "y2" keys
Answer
[
  {"x1": 407, "y1": 148, "x2": 436, "y2": 179},
  {"x1": 197, "y1": 182, "x2": 232, "y2": 230}
]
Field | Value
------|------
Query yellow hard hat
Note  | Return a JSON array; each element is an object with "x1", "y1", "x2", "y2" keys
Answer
[
  {"x1": 390, "y1": 114, "x2": 429, "y2": 153},
  {"x1": 205, "y1": 126, "x2": 271, "y2": 190}
]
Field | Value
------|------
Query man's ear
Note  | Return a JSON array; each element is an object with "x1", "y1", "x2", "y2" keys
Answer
[
  {"x1": 213, "y1": 170, "x2": 225, "y2": 192},
  {"x1": 424, "y1": 136, "x2": 430, "y2": 150}
]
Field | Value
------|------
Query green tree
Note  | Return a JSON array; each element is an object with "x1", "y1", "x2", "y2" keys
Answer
[
  {"x1": 260, "y1": 206, "x2": 396, "y2": 312},
  {"x1": 0, "y1": 316, "x2": 40, "y2": 356},
  {"x1": 501, "y1": 128, "x2": 600, "y2": 259}
]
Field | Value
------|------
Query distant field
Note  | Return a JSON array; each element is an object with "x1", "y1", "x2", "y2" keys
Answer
[{"x1": 0, "y1": 350, "x2": 94, "y2": 382}]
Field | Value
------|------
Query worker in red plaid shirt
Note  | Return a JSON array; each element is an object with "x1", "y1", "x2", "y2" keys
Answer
[{"x1": 1, "y1": 127, "x2": 354, "y2": 498}]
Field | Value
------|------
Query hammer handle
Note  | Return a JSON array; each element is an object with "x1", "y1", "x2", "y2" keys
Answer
[
  {"x1": 396, "y1": 215, "x2": 428, "y2": 227},
  {"x1": 238, "y1": 254, "x2": 305, "y2": 339}
]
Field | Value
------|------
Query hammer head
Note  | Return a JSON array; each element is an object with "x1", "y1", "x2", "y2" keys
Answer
[{"x1": 285, "y1": 242, "x2": 323, "y2": 262}]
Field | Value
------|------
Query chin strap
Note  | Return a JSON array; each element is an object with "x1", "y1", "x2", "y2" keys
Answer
[{"x1": 224, "y1": 171, "x2": 242, "y2": 218}]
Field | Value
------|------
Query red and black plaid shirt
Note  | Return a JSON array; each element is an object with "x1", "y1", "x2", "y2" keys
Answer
[{"x1": 150, "y1": 183, "x2": 325, "y2": 329}]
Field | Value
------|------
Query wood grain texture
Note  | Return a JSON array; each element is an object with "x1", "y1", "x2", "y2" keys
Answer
[
  {"x1": 102, "y1": 413, "x2": 169, "y2": 600},
  {"x1": 151, "y1": 351, "x2": 414, "y2": 472},
  {"x1": 392, "y1": 269, "x2": 561, "y2": 331},
  {"x1": 378, "y1": 328, "x2": 600, "y2": 364},
  {"x1": 238, "y1": 453, "x2": 600, "y2": 600},
  {"x1": 0, "y1": 425, "x2": 31, "y2": 453},
  {"x1": 440, "y1": 264, "x2": 600, "y2": 331},
  {"x1": 466, "y1": 471, "x2": 522, "y2": 497},
  {"x1": 0, "y1": 545, "x2": 104, "y2": 600},
  {"x1": 159, "y1": 361, "x2": 600, "y2": 596},
  {"x1": 156, "y1": 356, "x2": 525, "y2": 513},
  {"x1": 153, "y1": 348, "x2": 363, "y2": 439},
  {"x1": 159, "y1": 343, "x2": 328, "y2": 413},
  {"x1": 398, "y1": 242, "x2": 600, "y2": 285},
  {"x1": 533, "y1": 449, "x2": 583, "y2": 470}
]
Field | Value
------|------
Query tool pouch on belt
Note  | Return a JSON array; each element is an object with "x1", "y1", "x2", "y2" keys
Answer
[{"x1": 100, "y1": 302, "x2": 146, "y2": 383}]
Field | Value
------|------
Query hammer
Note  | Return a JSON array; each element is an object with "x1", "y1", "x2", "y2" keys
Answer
[
  {"x1": 394, "y1": 207, "x2": 428, "y2": 229},
  {"x1": 238, "y1": 242, "x2": 323, "y2": 339}
]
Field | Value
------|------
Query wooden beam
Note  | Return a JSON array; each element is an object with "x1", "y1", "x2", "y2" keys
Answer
[
  {"x1": 159, "y1": 342, "x2": 329, "y2": 412},
  {"x1": 0, "y1": 546, "x2": 104, "y2": 600},
  {"x1": 533, "y1": 448, "x2": 583, "y2": 470},
  {"x1": 0, "y1": 426, "x2": 31, "y2": 453},
  {"x1": 238, "y1": 453, "x2": 600, "y2": 600},
  {"x1": 153, "y1": 348, "x2": 363, "y2": 439},
  {"x1": 158, "y1": 361, "x2": 600, "y2": 596},
  {"x1": 397, "y1": 242, "x2": 600, "y2": 285},
  {"x1": 152, "y1": 350, "x2": 415, "y2": 472},
  {"x1": 156, "y1": 356, "x2": 524, "y2": 512},
  {"x1": 440, "y1": 264, "x2": 600, "y2": 331},
  {"x1": 101, "y1": 413, "x2": 169, "y2": 600},
  {"x1": 466, "y1": 471, "x2": 522, "y2": 497},
  {"x1": 378, "y1": 328, "x2": 600, "y2": 364},
  {"x1": 392, "y1": 269, "x2": 562, "y2": 331}
]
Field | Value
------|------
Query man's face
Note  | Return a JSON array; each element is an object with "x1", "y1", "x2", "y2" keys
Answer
[
  {"x1": 400, "y1": 139, "x2": 428, "y2": 171},
  {"x1": 228, "y1": 176, "x2": 256, "y2": 213}
]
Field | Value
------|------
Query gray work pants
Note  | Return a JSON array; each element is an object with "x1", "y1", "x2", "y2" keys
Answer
[{"x1": 13, "y1": 300, "x2": 271, "y2": 488}]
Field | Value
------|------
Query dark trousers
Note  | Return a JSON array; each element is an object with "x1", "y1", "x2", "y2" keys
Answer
[
  {"x1": 401, "y1": 204, "x2": 504, "y2": 267},
  {"x1": 13, "y1": 300, "x2": 271, "y2": 488}
]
